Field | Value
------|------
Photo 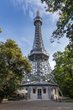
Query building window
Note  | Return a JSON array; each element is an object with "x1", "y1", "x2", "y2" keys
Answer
[
  {"x1": 33, "y1": 89, "x2": 36, "y2": 93},
  {"x1": 43, "y1": 88, "x2": 46, "y2": 94}
]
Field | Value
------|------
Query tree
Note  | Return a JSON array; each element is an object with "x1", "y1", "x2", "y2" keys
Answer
[
  {"x1": 41, "y1": 0, "x2": 73, "y2": 44},
  {"x1": 53, "y1": 44, "x2": 73, "y2": 98},
  {"x1": 0, "y1": 28, "x2": 2, "y2": 33},
  {"x1": 41, "y1": 0, "x2": 73, "y2": 98},
  {"x1": 0, "y1": 39, "x2": 31, "y2": 102}
]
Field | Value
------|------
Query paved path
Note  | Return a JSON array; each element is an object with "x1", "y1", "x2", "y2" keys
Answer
[{"x1": 0, "y1": 100, "x2": 73, "y2": 110}]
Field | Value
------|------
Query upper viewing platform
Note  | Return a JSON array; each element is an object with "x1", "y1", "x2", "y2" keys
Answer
[{"x1": 34, "y1": 10, "x2": 42, "y2": 25}]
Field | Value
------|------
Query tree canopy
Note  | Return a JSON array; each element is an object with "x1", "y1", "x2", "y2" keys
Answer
[
  {"x1": 0, "y1": 39, "x2": 31, "y2": 101},
  {"x1": 53, "y1": 44, "x2": 73, "y2": 98},
  {"x1": 41, "y1": 0, "x2": 73, "y2": 98},
  {"x1": 0, "y1": 28, "x2": 2, "y2": 33},
  {"x1": 42, "y1": 0, "x2": 73, "y2": 44}
]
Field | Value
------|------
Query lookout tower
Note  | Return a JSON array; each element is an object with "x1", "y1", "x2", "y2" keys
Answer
[
  {"x1": 28, "y1": 11, "x2": 52, "y2": 82},
  {"x1": 22, "y1": 11, "x2": 59, "y2": 100}
]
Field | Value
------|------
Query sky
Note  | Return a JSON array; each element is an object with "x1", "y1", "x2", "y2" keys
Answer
[{"x1": 0, "y1": 0, "x2": 69, "y2": 69}]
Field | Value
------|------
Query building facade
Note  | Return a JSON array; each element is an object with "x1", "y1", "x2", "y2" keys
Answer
[{"x1": 22, "y1": 11, "x2": 59, "y2": 100}]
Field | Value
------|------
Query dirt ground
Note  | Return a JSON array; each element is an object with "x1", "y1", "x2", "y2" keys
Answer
[{"x1": 0, "y1": 100, "x2": 73, "y2": 110}]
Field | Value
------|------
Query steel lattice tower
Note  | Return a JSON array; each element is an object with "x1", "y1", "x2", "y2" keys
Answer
[{"x1": 28, "y1": 11, "x2": 53, "y2": 82}]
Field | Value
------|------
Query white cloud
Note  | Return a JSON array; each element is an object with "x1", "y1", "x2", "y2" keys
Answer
[
  {"x1": 11, "y1": 0, "x2": 48, "y2": 18},
  {"x1": 11, "y1": 0, "x2": 60, "y2": 21},
  {"x1": 51, "y1": 11, "x2": 59, "y2": 23},
  {"x1": 49, "y1": 59, "x2": 56, "y2": 70}
]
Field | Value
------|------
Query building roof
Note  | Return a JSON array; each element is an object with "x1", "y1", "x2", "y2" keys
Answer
[{"x1": 22, "y1": 81, "x2": 58, "y2": 87}]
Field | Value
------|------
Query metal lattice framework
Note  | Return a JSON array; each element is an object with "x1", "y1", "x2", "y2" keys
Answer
[{"x1": 27, "y1": 11, "x2": 54, "y2": 82}]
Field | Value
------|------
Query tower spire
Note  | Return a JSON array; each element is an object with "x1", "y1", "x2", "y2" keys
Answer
[
  {"x1": 30, "y1": 10, "x2": 48, "y2": 55},
  {"x1": 36, "y1": 10, "x2": 40, "y2": 17}
]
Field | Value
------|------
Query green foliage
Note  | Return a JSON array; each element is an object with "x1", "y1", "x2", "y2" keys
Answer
[
  {"x1": 0, "y1": 28, "x2": 2, "y2": 33},
  {"x1": 53, "y1": 44, "x2": 73, "y2": 98},
  {"x1": 41, "y1": 0, "x2": 73, "y2": 43},
  {"x1": 0, "y1": 39, "x2": 31, "y2": 101},
  {"x1": 41, "y1": 0, "x2": 73, "y2": 98}
]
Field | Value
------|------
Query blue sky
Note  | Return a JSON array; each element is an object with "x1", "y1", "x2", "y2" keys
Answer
[{"x1": 0, "y1": 0, "x2": 69, "y2": 69}]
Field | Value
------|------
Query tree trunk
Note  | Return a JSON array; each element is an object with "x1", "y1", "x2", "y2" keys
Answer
[
  {"x1": 0, "y1": 96, "x2": 4, "y2": 103},
  {"x1": 0, "y1": 93, "x2": 4, "y2": 103}
]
